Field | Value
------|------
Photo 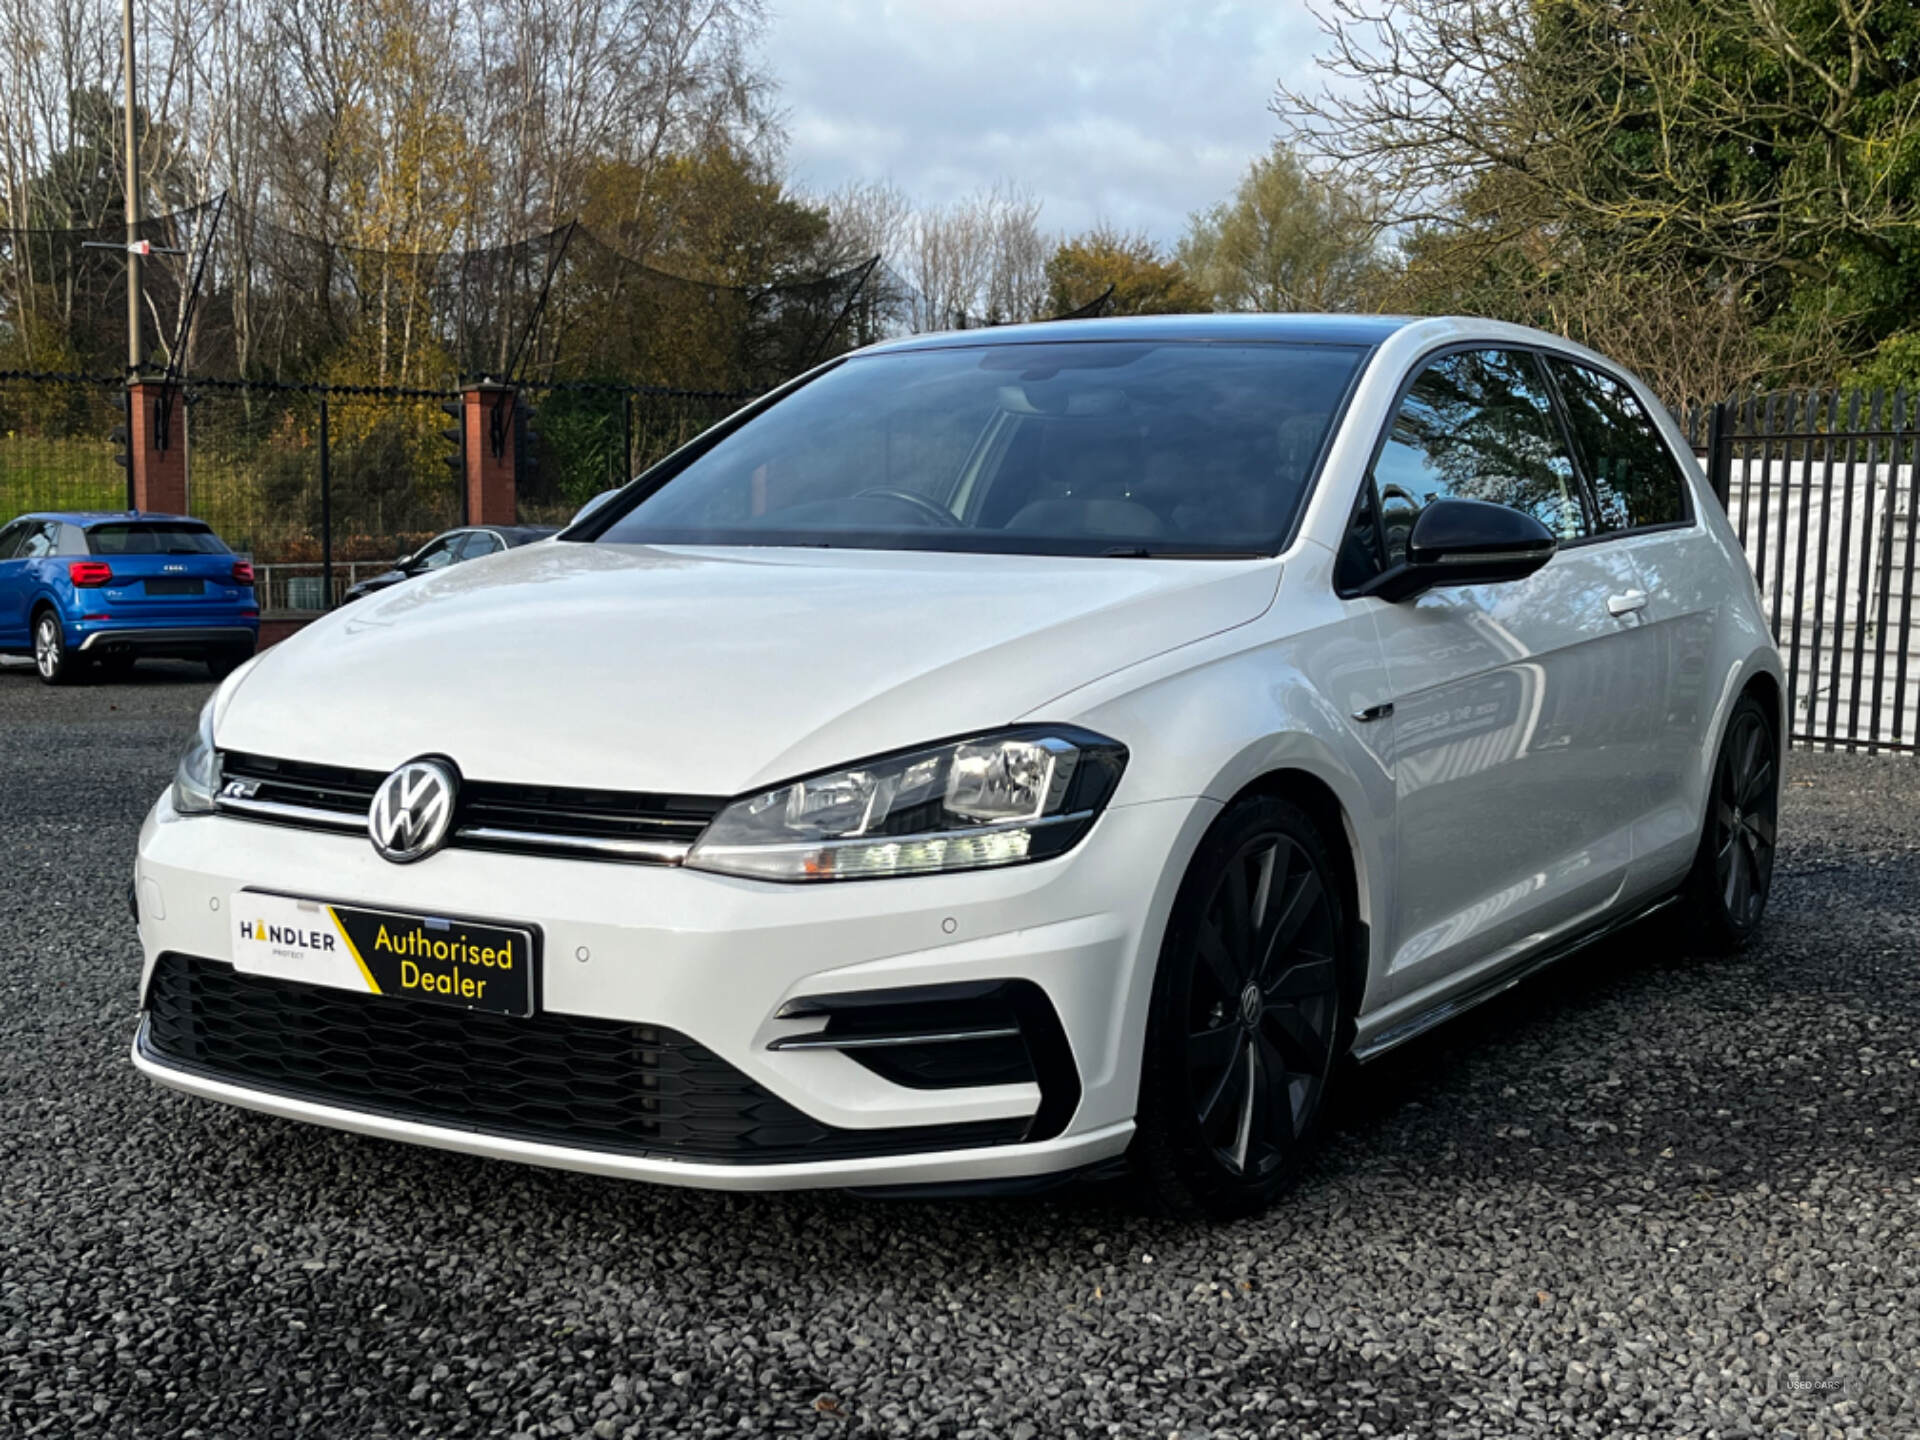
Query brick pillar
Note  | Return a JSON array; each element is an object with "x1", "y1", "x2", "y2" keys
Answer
[
  {"x1": 127, "y1": 380, "x2": 188, "y2": 515},
  {"x1": 461, "y1": 382, "x2": 519, "y2": 526}
]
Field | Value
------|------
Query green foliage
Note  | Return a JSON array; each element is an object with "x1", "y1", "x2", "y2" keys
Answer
[
  {"x1": 1178, "y1": 144, "x2": 1378, "y2": 312},
  {"x1": 585, "y1": 143, "x2": 832, "y2": 287},
  {"x1": 1844, "y1": 333, "x2": 1920, "y2": 393},
  {"x1": 0, "y1": 381, "x2": 126, "y2": 515},
  {"x1": 1285, "y1": 0, "x2": 1920, "y2": 401},
  {"x1": 1044, "y1": 227, "x2": 1209, "y2": 316},
  {"x1": 522, "y1": 390, "x2": 629, "y2": 513}
]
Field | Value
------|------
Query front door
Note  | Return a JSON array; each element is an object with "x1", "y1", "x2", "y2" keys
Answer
[
  {"x1": 1539, "y1": 352, "x2": 1721, "y2": 899},
  {"x1": 1362, "y1": 348, "x2": 1669, "y2": 1005},
  {"x1": 0, "y1": 519, "x2": 48, "y2": 648}
]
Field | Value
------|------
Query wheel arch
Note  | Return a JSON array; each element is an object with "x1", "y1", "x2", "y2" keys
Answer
[
  {"x1": 1741, "y1": 667, "x2": 1783, "y2": 741},
  {"x1": 28, "y1": 593, "x2": 68, "y2": 647},
  {"x1": 1703, "y1": 644, "x2": 1787, "y2": 792},
  {"x1": 1213, "y1": 765, "x2": 1375, "y2": 1020}
]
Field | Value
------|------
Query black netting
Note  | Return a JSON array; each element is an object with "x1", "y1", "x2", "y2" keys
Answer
[
  {"x1": 1, "y1": 200, "x2": 883, "y2": 392},
  {"x1": 0, "y1": 199, "x2": 1118, "y2": 604}
]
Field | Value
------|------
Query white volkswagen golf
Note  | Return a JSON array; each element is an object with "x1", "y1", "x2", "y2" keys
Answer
[{"x1": 132, "y1": 315, "x2": 1782, "y2": 1216}]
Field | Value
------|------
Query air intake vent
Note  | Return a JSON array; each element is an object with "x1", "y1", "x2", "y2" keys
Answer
[
  {"x1": 142, "y1": 954, "x2": 1028, "y2": 1161},
  {"x1": 771, "y1": 979, "x2": 1081, "y2": 1140}
]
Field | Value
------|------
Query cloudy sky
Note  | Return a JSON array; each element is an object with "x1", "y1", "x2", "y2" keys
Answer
[{"x1": 759, "y1": 0, "x2": 1328, "y2": 246}]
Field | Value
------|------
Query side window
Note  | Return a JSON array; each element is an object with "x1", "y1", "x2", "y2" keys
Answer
[
  {"x1": 55, "y1": 523, "x2": 89, "y2": 555},
  {"x1": 1372, "y1": 348, "x2": 1590, "y2": 567},
  {"x1": 1545, "y1": 358, "x2": 1689, "y2": 530},
  {"x1": 411, "y1": 536, "x2": 460, "y2": 571},
  {"x1": 455, "y1": 532, "x2": 500, "y2": 559},
  {"x1": 0, "y1": 521, "x2": 25, "y2": 559},
  {"x1": 17, "y1": 522, "x2": 57, "y2": 559}
]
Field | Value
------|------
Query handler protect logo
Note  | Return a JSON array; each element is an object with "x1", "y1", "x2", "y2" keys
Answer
[{"x1": 368, "y1": 757, "x2": 458, "y2": 863}]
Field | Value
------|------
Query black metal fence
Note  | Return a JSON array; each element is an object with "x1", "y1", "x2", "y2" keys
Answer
[
  {"x1": 0, "y1": 373, "x2": 128, "y2": 512},
  {"x1": 516, "y1": 383, "x2": 750, "y2": 527},
  {"x1": 184, "y1": 381, "x2": 464, "y2": 610},
  {"x1": 6, "y1": 369, "x2": 1916, "y2": 756},
  {"x1": 0, "y1": 372, "x2": 755, "y2": 610},
  {"x1": 1693, "y1": 389, "x2": 1918, "y2": 754}
]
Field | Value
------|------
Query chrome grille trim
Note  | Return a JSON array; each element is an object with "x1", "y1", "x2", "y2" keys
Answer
[
  {"x1": 452, "y1": 826, "x2": 691, "y2": 865},
  {"x1": 213, "y1": 751, "x2": 722, "y2": 865},
  {"x1": 767, "y1": 1026, "x2": 1022, "y2": 1052},
  {"x1": 215, "y1": 796, "x2": 366, "y2": 832}
]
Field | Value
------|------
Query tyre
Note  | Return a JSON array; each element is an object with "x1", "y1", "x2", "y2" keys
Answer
[
  {"x1": 205, "y1": 645, "x2": 254, "y2": 681},
  {"x1": 1132, "y1": 795, "x2": 1350, "y2": 1218},
  {"x1": 32, "y1": 610, "x2": 79, "y2": 686},
  {"x1": 1677, "y1": 691, "x2": 1779, "y2": 954}
]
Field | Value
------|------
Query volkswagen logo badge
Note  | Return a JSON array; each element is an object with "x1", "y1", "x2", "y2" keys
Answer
[{"x1": 368, "y1": 757, "x2": 458, "y2": 864}]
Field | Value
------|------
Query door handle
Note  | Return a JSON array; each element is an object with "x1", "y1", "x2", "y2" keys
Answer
[{"x1": 1606, "y1": 589, "x2": 1649, "y2": 617}]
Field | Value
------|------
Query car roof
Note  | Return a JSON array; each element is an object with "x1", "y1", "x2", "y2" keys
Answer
[
  {"x1": 860, "y1": 312, "x2": 1416, "y2": 356},
  {"x1": 7, "y1": 510, "x2": 208, "y2": 528}
]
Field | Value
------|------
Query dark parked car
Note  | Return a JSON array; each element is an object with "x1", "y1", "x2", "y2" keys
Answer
[
  {"x1": 342, "y1": 525, "x2": 557, "y2": 603},
  {"x1": 0, "y1": 511, "x2": 258, "y2": 684}
]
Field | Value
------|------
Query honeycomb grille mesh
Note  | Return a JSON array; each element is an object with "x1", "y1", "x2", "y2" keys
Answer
[{"x1": 144, "y1": 954, "x2": 1027, "y2": 1161}]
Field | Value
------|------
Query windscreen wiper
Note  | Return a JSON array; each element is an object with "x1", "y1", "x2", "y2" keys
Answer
[{"x1": 1101, "y1": 546, "x2": 1265, "y2": 559}]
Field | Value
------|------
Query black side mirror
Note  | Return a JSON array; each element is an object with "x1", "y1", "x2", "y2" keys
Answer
[{"x1": 1362, "y1": 496, "x2": 1557, "y2": 603}]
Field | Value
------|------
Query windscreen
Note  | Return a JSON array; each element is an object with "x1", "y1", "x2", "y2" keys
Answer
[
  {"x1": 593, "y1": 340, "x2": 1365, "y2": 556},
  {"x1": 87, "y1": 522, "x2": 229, "y2": 555}
]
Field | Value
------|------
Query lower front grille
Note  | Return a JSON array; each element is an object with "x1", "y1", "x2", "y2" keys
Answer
[{"x1": 142, "y1": 954, "x2": 1029, "y2": 1162}]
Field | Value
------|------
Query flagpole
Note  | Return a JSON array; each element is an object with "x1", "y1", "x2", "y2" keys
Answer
[{"x1": 122, "y1": 0, "x2": 142, "y2": 375}]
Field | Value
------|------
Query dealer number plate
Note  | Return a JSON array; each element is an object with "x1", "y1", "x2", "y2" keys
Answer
[{"x1": 230, "y1": 892, "x2": 534, "y2": 1016}]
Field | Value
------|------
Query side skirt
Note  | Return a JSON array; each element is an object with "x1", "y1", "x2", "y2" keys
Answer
[{"x1": 1350, "y1": 891, "x2": 1682, "y2": 1063}]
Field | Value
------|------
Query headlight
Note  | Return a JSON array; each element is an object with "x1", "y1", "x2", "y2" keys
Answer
[
  {"x1": 170, "y1": 699, "x2": 220, "y2": 815},
  {"x1": 686, "y1": 727, "x2": 1127, "y2": 881}
]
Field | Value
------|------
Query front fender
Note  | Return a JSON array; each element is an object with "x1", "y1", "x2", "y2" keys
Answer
[{"x1": 1024, "y1": 543, "x2": 1396, "y2": 1012}]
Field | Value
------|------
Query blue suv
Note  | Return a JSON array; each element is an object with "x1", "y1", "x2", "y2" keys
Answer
[{"x1": 0, "y1": 511, "x2": 259, "y2": 684}]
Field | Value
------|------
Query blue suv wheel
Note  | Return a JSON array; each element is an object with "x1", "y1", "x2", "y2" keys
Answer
[{"x1": 33, "y1": 609, "x2": 79, "y2": 685}]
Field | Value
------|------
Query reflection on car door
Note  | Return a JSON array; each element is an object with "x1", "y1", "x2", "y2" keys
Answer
[
  {"x1": 0, "y1": 521, "x2": 55, "y2": 648},
  {"x1": 1543, "y1": 354, "x2": 1718, "y2": 899},
  {"x1": 1366, "y1": 348, "x2": 1670, "y2": 1005},
  {"x1": 0, "y1": 520, "x2": 32, "y2": 646}
]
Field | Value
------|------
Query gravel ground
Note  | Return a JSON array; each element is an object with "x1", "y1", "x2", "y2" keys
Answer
[{"x1": 1, "y1": 659, "x2": 1915, "y2": 1440}]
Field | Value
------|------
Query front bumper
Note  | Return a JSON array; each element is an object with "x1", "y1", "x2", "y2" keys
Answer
[
  {"x1": 132, "y1": 1024, "x2": 1136, "y2": 1191},
  {"x1": 132, "y1": 789, "x2": 1213, "y2": 1188}
]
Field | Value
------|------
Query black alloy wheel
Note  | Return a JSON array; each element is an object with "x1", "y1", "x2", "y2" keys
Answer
[
  {"x1": 1680, "y1": 691, "x2": 1779, "y2": 953},
  {"x1": 1135, "y1": 796, "x2": 1349, "y2": 1216}
]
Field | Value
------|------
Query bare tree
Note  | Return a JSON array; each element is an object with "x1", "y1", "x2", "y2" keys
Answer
[
  {"x1": 899, "y1": 183, "x2": 1050, "y2": 332},
  {"x1": 1273, "y1": 0, "x2": 1920, "y2": 387},
  {"x1": 821, "y1": 178, "x2": 909, "y2": 269}
]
